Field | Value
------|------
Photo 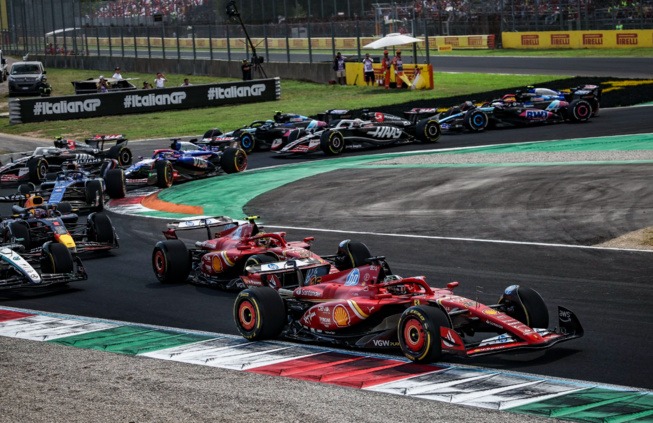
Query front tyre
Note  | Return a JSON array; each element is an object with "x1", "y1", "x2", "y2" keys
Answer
[
  {"x1": 320, "y1": 130, "x2": 345, "y2": 155},
  {"x1": 237, "y1": 131, "x2": 256, "y2": 153},
  {"x1": 85, "y1": 180, "x2": 104, "y2": 212},
  {"x1": 398, "y1": 305, "x2": 451, "y2": 363},
  {"x1": 234, "y1": 287, "x2": 286, "y2": 341},
  {"x1": 40, "y1": 241, "x2": 74, "y2": 274},
  {"x1": 463, "y1": 109, "x2": 488, "y2": 132},
  {"x1": 105, "y1": 169, "x2": 126, "y2": 199},
  {"x1": 415, "y1": 119, "x2": 442, "y2": 143},
  {"x1": 499, "y1": 285, "x2": 549, "y2": 328},
  {"x1": 154, "y1": 160, "x2": 174, "y2": 188},
  {"x1": 27, "y1": 157, "x2": 48, "y2": 183},
  {"x1": 87, "y1": 212, "x2": 115, "y2": 243},
  {"x1": 221, "y1": 148, "x2": 248, "y2": 174},
  {"x1": 152, "y1": 240, "x2": 191, "y2": 283}
]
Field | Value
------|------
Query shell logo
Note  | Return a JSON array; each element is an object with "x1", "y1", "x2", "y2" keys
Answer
[
  {"x1": 483, "y1": 309, "x2": 498, "y2": 315},
  {"x1": 333, "y1": 305, "x2": 350, "y2": 327},
  {"x1": 212, "y1": 255, "x2": 223, "y2": 272}
]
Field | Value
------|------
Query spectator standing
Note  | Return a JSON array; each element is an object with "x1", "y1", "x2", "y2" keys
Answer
[
  {"x1": 334, "y1": 52, "x2": 346, "y2": 85},
  {"x1": 363, "y1": 53, "x2": 375, "y2": 86},
  {"x1": 241, "y1": 60, "x2": 252, "y2": 81},
  {"x1": 97, "y1": 75, "x2": 110, "y2": 93},
  {"x1": 154, "y1": 73, "x2": 167, "y2": 88},
  {"x1": 142, "y1": 81, "x2": 153, "y2": 89},
  {"x1": 381, "y1": 50, "x2": 391, "y2": 89},
  {"x1": 112, "y1": 66, "x2": 123, "y2": 80},
  {"x1": 393, "y1": 50, "x2": 405, "y2": 88},
  {"x1": 181, "y1": 78, "x2": 191, "y2": 86}
]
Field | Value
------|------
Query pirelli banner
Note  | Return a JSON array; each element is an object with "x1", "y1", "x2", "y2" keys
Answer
[
  {"x1": 502, "y1": 30, "x2": 653, "y2": 49},
  {"x1": 8, "y1": 78, "x2": 281, "y2": 124}
]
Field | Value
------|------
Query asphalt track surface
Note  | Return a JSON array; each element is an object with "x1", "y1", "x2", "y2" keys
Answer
[
  {"x1": 92, "y1": 48, "x2": 653, "y2": 78},
  {"x1": 1, "y1": 104, "x2": 653, "y2": 392}
]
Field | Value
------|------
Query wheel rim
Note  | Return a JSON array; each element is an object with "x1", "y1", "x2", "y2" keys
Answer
[
  {"x1": 236, "y1": 152, "x2": 247, "y2": 171},
  {"x1": 238, "y1": 300, "x2": 257, "y2": 331},
  {"x1": 331, "y1": 135, "x2": 343, "y2": 150},
  {"x1": 576, "y1": 104, "x2": 590, "y2": 119},
  {"x1": 38, "y1": 162, "x2": 47, "y2": 178},
  {"x1": 154, "y1": 251, "x2": 166, "y2": 275},
  {"x1": 165, "y1": 164, "x2": 173, "y2": 186},
  {"x1": 427, "y1": 123, "x2": 439, "y2": 137},
  {"x1": 403, "y1": 318, "x2": 426, "y2": 352},
  {"x1": 472, "y1": 114, "x2": 486, "y2": 127},
  {"x1": 241, "y1": 135, "x2": 253, "y2": 150},
  {"x1": 120, "y1": 149, "x2": 131, "y2": 165}
]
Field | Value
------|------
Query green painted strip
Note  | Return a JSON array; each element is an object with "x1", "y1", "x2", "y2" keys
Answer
[
  {"x1": 152, "y1": 133, "x2": 653, "y2": 218},
  {"x1": 48, "y1": 326, "x2": 214, "y2": 355},
  {"x1": 508, "y1": 387, "x2": 653, "y2": 422}
]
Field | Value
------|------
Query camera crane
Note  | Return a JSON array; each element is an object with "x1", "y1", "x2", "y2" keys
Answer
[{"x1": 225, "y1": 1, "x2": 267, "y2": 78}]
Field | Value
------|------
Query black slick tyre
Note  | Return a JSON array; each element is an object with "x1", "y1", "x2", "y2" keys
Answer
[
  {"x1": 155, "y1": 160, "x2": 174, "y2": 188},
  {"x1": 463, "y1": 109, "x2": 489, "y2": 132},
  {"x1": 567, "y1": 99, "x2": 592, "y2": 122},
  {"x1": 85, "y1": 180, "x2": 104, "y2": 211},
  {"x1": 499, "y1": 286, "x2": 549, "y2": 328},
  {"x1": 234, "y1": 287, "x2": 286, "y2": 341},
  {"x1": 221, "y1": 148, "x2": 248, "y2": 174},
  {"x1": 415, "y1": 119, "x2": 442, "y2": 142},
  {"x1": 152, "y1": 240, "x2": 191, "y2": 283},
  {"x1": 88, "y1": 213, "x2": 114, "y2": 243},
  {"x1": 107, "y1": 145, "x2": 133, "y2": 166},
  {"x1": 237, "y1": 131, "x2": 256, "y2": 153},
  {"x1": 398, "y1": 305, "x2": 451, "y2": 363},
  {"x1": 320, "y1": 130, "x2": 345, "y2": 155},
  {"x1": 27, "y1": 157, "x2": 48, "y2": 183},
  {"x1": 105, "y1": 169, "x2": 126, "y2": 199},
  {"x1": 7, "y1": 222, "x2": 31, "y2": 249},
  {"x1": 41, "y1": 242, "x2": 74, "y2": 274}
]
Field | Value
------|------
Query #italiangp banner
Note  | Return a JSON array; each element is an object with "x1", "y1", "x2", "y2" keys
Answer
[
  {"x1": 8, "y1": 78, "x2": 281, "y2": 124},
  {"x1": 502, "y1": 30, "x2": 653, "y2": 49}
]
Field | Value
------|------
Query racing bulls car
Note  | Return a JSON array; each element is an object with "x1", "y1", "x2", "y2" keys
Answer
[
  {"x1": 0, "y1": 134, "x2": 132, "y2": 185},
  {"x1": 123, "y1": 139, "x2": 246, "y2": 189},
  {"x1": 275, "y1": 111, "x2": 441, "y2": 156},
  {"x1": 152, "y1": 216, "x2": 333, "y2": 290},
  {"x1": 234, "y1": 240, "x2": 584, "y2": 363},
  {"x1": 0, "y1": 241, "x2": 87, "y2": 290}
]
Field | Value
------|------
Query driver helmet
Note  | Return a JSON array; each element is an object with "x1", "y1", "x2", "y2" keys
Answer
[
  {"x1": 384, "y1": 275, "x2": 407, "y2": 294},
  {"x1": 32, "y1": 208, "x2": 48, "y2": 218},
  {"x1": 65, "y1": 162, "x2": 79, "y2": 171}
]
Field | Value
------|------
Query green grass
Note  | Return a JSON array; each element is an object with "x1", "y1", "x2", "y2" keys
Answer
[{"x1": 2, "y1": 66, "x2": 566, "y2": 140}]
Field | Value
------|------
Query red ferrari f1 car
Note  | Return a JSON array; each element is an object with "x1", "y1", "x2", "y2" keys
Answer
[
  {"x1": 152, "y1": 216, "x2": 333, "y2": 290},
  {"x1": 234, "y1": 240, "x2": 583, "y2": 363}
]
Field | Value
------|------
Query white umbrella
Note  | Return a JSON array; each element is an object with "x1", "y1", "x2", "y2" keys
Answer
[{"x1": 363, "y1": 33, "x2": 422, "y2": 49}]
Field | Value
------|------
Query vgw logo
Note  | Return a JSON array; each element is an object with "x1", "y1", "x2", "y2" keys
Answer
[{"x1": 369, "y1": 126, "x2": 403, "y2": 139}]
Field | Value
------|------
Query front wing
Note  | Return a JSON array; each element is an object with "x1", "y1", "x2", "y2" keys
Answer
[{"x1": 441, "y1": 306, "x2": 584, "y2": 357}]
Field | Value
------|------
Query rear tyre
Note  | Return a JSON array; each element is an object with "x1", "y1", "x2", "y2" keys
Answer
[
  {"x1": 105, "y1": 169, "x2": 126, "y2": 199},
  {"x1": 27, "y1": 157, "x2": 48, "y2": 183},
  {"x1": 41, "y1": 242, "x2": 74, "y2": 274},
  {"x1": 221, "y1": 148, "x2": 248, "y2": 174},
  {"x1": 499, "y1": 285, "x2": 549, "y2": 328},
  {"x1": 56, "y1": 202, "x2": 73, "y2": 214},
  {"x1": 152, "y1": 240, "x2": 191, "y2": 283},
  {"x1": 87, "y1": 213, "x2": 115, "y2": 243},
  {"x1": 85, "y1": 180, "x2": 104, "y2": 212},
  {"x1": 415, "y1": 119, "x2": 442, "y2": 143},
  {"x1": 155, "y1": 160, "x2": 174, "y2": 188},
  {"x1": 107, "y1": 145, "x2": 133, "y2": 166},
  {"x1": 234, "y1": 287, "x2": 286, "y2": 341},
  {"x1": 18, "y1": 183, "x2": 36, "y2": 195},
  {"x1": 463, "y1": 109, "x2": 488, "y2": 132},
  {"x1": 320, "y1": 130, "x2": 345, "y2": 155},
  {"x1": 100, "y1": 159, "x2": 119, "y2": 178},
  {"x1": 566, "y1": 99, "x2": 592, "y2": 122},
  {"x1": 398, "y1": 305, "x2": 451, "y2": 363}
]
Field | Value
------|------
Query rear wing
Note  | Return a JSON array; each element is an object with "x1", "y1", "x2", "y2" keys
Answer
[
  {"x1": 84, "y1": 134, "x2": 128, "y2": 150},
  {"x1": 163, "y1": 216, "x2": 239, "y2": 239}
]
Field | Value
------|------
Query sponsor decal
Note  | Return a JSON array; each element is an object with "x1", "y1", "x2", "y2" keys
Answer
[
  {"x1": 521, "y1": 34, "x2": 539, "y2": 46},
  {"x1": 298, "y1": 288, "x2": 322, "y2": 298},
  {"x1": 369, "y1": 126, "x2": 403, "y2": 139},
  {"x1": 267, "y1": 263, "x2": 279, "y2": 270},
  {"x1": 267, "y1": 274, "x2": 279, "y2": 289},
  {"x1": 550, "y1": 34, "x2": 570, "y2": 45},
  {"x1": 317, "y1": 306, "x2": 330, "y2": 312},
  {"x1": 483, "y1": 309, "x2": 499, "y2": 315},
  {"x1": 374, "y1": 112, "x2": 384, "y2": 122},
  {"x1": 333, "y1": 304, "x2": 350, "y2": 327},
  {"x1": 372, "y1": 339, "x2": 399, "y2": 347},
  {"x1": 318, "y1": 317, "x2": 332, "y2": 326},
  {"x1": 207, "y1": 84, "x2": 266, "y2": 100},
  {"x1": 523, "y1": 110, "x2": 551, "y2": 119},
  {"x1": 444, "y1": 37, "x2": 460, "y2": 47},
  {"x1": 583, "y1": 33, "x2": 603, "y2": 45},
  {"x1": 124, "y1": 92, "x2": 187, "y2": 108},
  {"x1": 303, "y1": 310, "x2": 316, "y2": 325},
  {"x1": 442, "y1": 330, "x2": 458, "y2": 348},
  {"x1": 33, "y1": 99, "x2": 101, "y2": 116},
  {"x1": 479, "y1": 333, "x2": 513, "y2": 347},
  {"x1": 616, "y1": 33, "x2": 638, "y2": 45},
  {"x1": 304, "y1": 267, "x2": 319, "y2": 286},
  {"x1": 468, "y1": 36, "x2": 483, "y2": 46},
  {"x1": 485, "y1": 319, "x2": 503, "y2": 329},
  {"x1": 559, "y1": 309, "x2": 572, "y2": 323},
  {"x1": 505, "y1": 285, "x2": 517, "y2": 295},
  {"x1": 345, "y1": 268, "x2": 360, "y2": 286}
]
